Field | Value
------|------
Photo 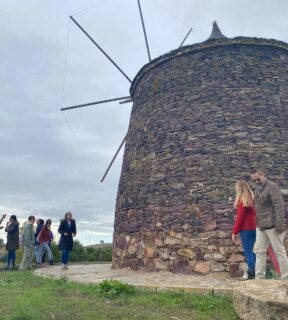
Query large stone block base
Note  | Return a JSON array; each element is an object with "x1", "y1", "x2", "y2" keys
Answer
[{"x1": 233, "y1": 280, "x2": 288, "y2": 320}]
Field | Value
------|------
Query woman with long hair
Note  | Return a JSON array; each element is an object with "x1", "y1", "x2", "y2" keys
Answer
[
  {"x1": 5, "y1": 215, "x2": 19, "y2": 269},
  {"x1": 37, "y1": 219, "x2": 54, "y2": 265},
  {"x1": 232, "y1": 180, "x2": 256, "y2": 279},
  {"x1": 58, "y1": 212, "x2": 77, "y2": 270}
]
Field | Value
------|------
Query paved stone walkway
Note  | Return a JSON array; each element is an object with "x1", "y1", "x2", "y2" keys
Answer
[{"x1": 34, "y1": 263, "x2": 237, "y2": 297}]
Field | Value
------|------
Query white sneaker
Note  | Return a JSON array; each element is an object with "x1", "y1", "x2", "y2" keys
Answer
[{"x1": 242, "y1": 271, "x2": 248, "y2": 280}]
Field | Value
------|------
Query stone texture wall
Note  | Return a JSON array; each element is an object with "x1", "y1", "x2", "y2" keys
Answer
[{"x1": 113, "y1": 37, "x2": 288, "y2": 276}]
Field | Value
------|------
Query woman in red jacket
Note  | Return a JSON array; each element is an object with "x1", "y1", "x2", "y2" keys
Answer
[
  {"x1": 232, "y1": 180, "x2": 256, "y2": 279},
  {"x1": 38, "y1": 219, "x2": 54, "y2": 265}
]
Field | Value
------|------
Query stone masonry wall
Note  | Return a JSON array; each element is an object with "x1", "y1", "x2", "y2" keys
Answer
[{"x1": 113, "y1": 37, "x2": 288, "y2": 276}]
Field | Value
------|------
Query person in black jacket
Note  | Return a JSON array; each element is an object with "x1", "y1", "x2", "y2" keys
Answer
[
  {"x1": 5, "y1": 215, "x2": 19, "y2": 269},
  {"x1": 58, "y1": 212, "x2": 76, "y2": 270}
]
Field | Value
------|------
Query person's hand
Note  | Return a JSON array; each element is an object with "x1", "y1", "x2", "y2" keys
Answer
[
  {"x1": 0, "y1": 226, "x2": 3, "y2": 230},
  {"x1": 64, "y1": 232, "x2": 68, "y2": 236},
  {"x1": 1, "y1": 214, "x2": 6, "y2": 219},
  {"x1": 231, "y1": 233, "x2": 236, "y2": 244},
  {"x1": 73, "y1": 233, "x2": 77, "y2": 237}
]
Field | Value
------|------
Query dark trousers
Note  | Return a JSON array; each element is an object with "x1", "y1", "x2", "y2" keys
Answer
[
  {"x1": 61, "y1": 250, "x2": 70, "y2": 264},
  {"x1": 240, "y1": 230, "x2": 256, "y2": 273},
  {"x1": 7, "y1": 250, "x2": 16, "y2": 266}
]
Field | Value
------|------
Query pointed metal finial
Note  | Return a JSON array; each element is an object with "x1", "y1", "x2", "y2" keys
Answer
[{"x1": 207, "y1": 21, "x2": 226, "y2": 41}]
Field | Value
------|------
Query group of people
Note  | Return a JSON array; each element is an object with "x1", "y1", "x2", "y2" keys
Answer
[
  {"x1": 232, "y1": 169, "x2": 288, "y2": 280},
  {"x1": 0, "y1": 211, "x2": 77, "y2": 271}
]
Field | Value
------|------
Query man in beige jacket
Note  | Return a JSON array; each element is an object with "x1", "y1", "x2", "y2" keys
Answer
[
  {"x1": 19, "y1": 215, "x2": 35, "y2": 271},
  {"x1": 251, "y1": 169, "x2": 288, "y2": 280}
]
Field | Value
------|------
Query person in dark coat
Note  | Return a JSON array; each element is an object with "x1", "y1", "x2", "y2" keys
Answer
[
  {"x1": 5, "y1": 215, "x2": 19, "y2": 269},
  {"x1": 58, "y1": 212, "x2": 76, "y2": 269}
]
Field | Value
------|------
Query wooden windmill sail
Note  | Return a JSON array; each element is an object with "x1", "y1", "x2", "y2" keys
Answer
[{"x1": 61, "y1": 0, "x2": 193, "y2": 182}]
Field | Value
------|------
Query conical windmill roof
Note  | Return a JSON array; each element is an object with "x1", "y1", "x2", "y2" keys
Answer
[{"x1": 207, "y1": 21, "x2": 226, "y2": 40}]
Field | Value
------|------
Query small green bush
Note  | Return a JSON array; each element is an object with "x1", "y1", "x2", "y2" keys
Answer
[
  {"x1": 55, "y1": 276, "x2": 69, "y2": 285},
  {"x1": 98, "y1": 279, "x2": 135, "y2": 297}
]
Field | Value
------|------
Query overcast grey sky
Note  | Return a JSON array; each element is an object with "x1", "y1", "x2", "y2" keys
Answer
[{"x1": 1, "y1": 0, "x2": 288, "y2": 245}]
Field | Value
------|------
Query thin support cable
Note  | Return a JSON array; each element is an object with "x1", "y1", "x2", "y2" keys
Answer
[
  {"x1": 152, "y1": 0, "x2": 190, "y2": 28},
  {"x1": 62, "y1": 112, "x2": 98, "y2": 176},
  {"x1": 71, "y1": 0, "x2": 109, "y2": 17}
]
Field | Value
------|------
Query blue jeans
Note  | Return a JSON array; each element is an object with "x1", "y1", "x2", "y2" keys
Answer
[
  {"x1": 35, "y1": 244, "x2": 42, "y2": 263},
  {"x1": 41, "y1": 242, "x2": 53, "y2": 262},
  {"x1": 7, "y1": 250, "x2": 16, "y2": 266},
  {"x1": 240, "y1": 230, "x2": 256, "y2": 273},
  {"x1": 61, "y1": 250, "x2": 70, "y2": 264}
]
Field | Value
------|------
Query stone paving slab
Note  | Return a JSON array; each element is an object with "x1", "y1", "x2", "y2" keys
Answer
[
  {"x1": 233, "y1": 280, "x2": 288, "y2": 320},
  {"x1": 34, "y1": 263, "x2": 238, "y2": 297}
]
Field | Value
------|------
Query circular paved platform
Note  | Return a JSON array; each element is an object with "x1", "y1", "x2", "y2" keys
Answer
[{"x1": 34, "y1": 263, "x2": 237, "y2": 297}]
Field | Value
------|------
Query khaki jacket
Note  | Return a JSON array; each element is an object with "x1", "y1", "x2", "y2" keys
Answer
[
  {"x1": 23, "y1": 223, "x2": 35, "y2": 246},
  {"x1": 255, "y1": 179, "x2": 285, "y2": 231}
]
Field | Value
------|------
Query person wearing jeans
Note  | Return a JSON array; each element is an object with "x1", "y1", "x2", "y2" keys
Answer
[
  {"x1": 58, "y1": 212, "x2": 77, "y2": 270},
  {"x1": 5, "y1": 215, "x2": 19, "y2": 269},
  {"x1": 37, "y1": 219, "x2": 54, "y2": 265},
  {"x1": 61, "y1": 250, "x2": 70, "y2": 265},
  {"x1": 251, "y1": 169, "x2": 288, "y2": 280},
  {"x1": 34, "y1": 218, "x2": 44, "y2": 264},
  {"x1": 232, "y1": 180, "x2": 256, "y2": 279}
]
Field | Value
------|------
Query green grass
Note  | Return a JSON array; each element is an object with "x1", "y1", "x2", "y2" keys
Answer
[{"x1": 0, "y1": 271, "x2": 238, "y2": 320}]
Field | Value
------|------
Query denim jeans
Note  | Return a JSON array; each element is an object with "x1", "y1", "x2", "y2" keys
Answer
[
  {"x1": 41, "y1": 242, "x2": 53, "y2": 262},
  {"x1": 240, "y1": 230, "x2": 256, "y2": 273},
  {"x1": 35, "y1": 244, "x2": 42, "y2": 263},
  {"x1": 7, "y1": 250, "x2": 16, "y2": 266},
  {"x1": 61, "y1": 250, "x2": 70, "y2": 264}
]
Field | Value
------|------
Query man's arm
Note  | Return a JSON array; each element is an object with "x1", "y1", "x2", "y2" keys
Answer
[{"x1": 270, "y1": 183, "x2": 285, "y2": 232}]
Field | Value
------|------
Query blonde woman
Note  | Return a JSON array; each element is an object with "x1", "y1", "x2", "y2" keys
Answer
[{"x1": 232, "y1": 180, "x2": 256, "y2": 279}]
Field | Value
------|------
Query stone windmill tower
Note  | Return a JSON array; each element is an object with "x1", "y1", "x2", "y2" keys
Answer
[
  {"x1": 61, "y1": 10, "x2": 288, "y2": 276},
  {"x1": 112, "y1": 22, "x2": 288, "y2": 276}
]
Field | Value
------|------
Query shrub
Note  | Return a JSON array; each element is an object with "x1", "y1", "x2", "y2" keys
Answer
[{"x1": 98, "y1": 279, "x2": 135, "y2": 297}]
